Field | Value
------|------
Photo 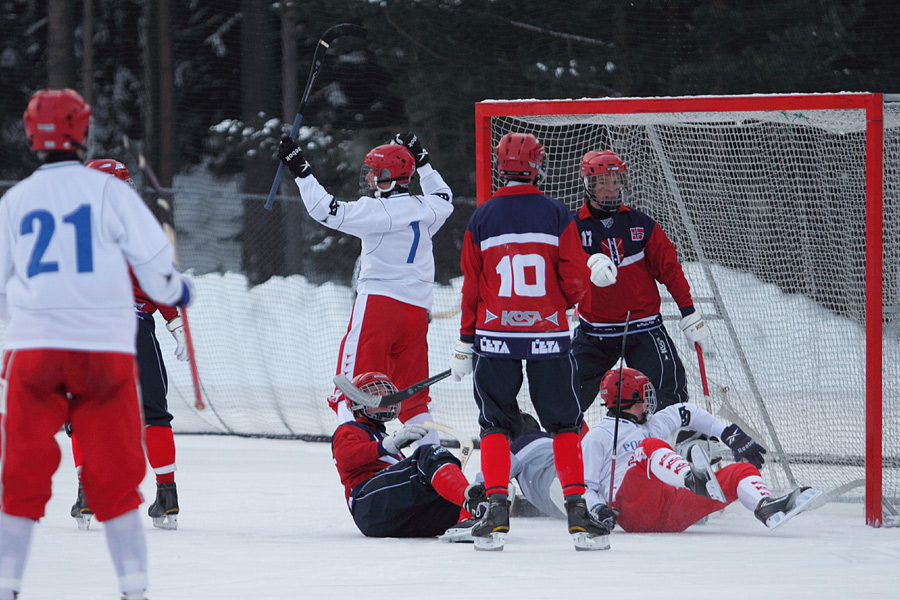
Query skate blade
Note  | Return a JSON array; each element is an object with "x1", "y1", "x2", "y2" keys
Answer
[
  {"x1": 572, "y1": 532, "x2": 610, "y2": 551},
  {"x1": 689, "y1": 445, "x2": 726, "y2": 502},
  {"x1": 438, "y1": 528, "x2": 475, "y2": 543},
  {"x1": 705, "y1": 477, "x2": 726, "y2": 503},
  {"x1": 74, "y1": 513, "x2": 92, "y2": 530},
  {"x1": 766, "y1": 489, "x2": 822, "y2": 531},
  {"x1": 473, "y1": 532, "x2": 506, "y2": 551},
  {"x1": 151, "y1": 514, "x2": 178, "y2": 530}
]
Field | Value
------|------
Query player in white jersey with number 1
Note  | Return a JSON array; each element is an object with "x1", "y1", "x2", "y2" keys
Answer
[
  {"x1": 278, "y1": 132, "x2": 453, "y2": 447},
  {"x1": 0, "y1": 88, "x2": 191, "y2": 600}
]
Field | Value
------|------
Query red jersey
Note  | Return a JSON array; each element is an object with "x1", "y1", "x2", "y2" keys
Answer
[
  {"x1": 460, "y1": 184, "x2": 589, "y2": 359},
  {"x1": 130, "y1": 270, "x2": 178, "y2": 321},
  {"x1": 575, "y1": 203, "x2": 693, "y2": 335},
  {"x1": 331, "y1": 418, "x2": 404, "y2": 504}
]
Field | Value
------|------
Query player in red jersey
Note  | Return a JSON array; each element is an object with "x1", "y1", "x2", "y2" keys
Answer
[
  {"x1": 279, "y1": 133, "x2": 452, "y2": 448},
  {"x1": 573, "y1": 150, "x2": 710, "y2": 411},
  {"x1": 0, "y1": 89, "x2": 190, "y2": 600},
  {"x1": 331, "y1": 372, "x2": 487, "y2": 538},
  {"x1": 449, "y1": 132, "x2": 611, "y2": 551},
  {"x1": 66, "y1": 159, "x2": 187, "y2": 531}
]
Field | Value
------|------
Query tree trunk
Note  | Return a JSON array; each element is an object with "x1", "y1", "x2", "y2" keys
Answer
[
  {"x1": 47, "y1": 0, "x2": 75, "y2": 88},
  {"x1": 158, "y1": 0, "x2": 175, "y2": 188},
  {"x1": 82, "y1": 0, "x2": 93, "y2": 104},
  {"x1": 241, "y1": 0, "x2": 284, "y2": 285}
]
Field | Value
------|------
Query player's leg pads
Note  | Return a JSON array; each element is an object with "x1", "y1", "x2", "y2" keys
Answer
[
  {"x1": 683, "y1": 444, "x2": 726, "y2": 502},
  {"x1": 755, "y1": 487, "x2": 821, "y2": 531},
  {"x1": 148, "y1": 482, "x2": 179, "y2": 530},
  {"x1": 472, "y1": 494, "x2": 510, "y2": 551},
  {"x1": 564, "y1": 496, "x2": 611, "y2": 551},
  {"x1": 70, "y1": 483, "x2": 93, "y2": 530}
]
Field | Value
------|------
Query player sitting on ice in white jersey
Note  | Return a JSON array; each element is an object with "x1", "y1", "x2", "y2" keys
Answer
[
  {"x1": 278, "y1": 133, "x2": 452, "y2": 451},
  {"x1": 581, "y1": 367, "x2": 821, "y2": 533},
  {"x1": 330, "y1": 372, "x2": 487, "y2": 538}
]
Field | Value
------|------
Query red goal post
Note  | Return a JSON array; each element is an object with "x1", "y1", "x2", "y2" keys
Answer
[{"x1": 475, "y1": 93, "x2": 896, "y2": 527}]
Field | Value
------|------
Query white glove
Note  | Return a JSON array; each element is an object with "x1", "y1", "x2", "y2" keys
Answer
[
  {"x1": 166, "y1": 316, "x2": 190, "y2": 362},
  {"x1": 449, "y1": 340, "x2": 474, "y2": 382},
  {"x1": 382, "y1": 424, "x2": 428, "y2": 454},
  {"x1": 680, "y1": 311, "x2": 710, "y2": 353},
  {"x1": 587, "y1": 253, "x2": 617, "y2": 287}
]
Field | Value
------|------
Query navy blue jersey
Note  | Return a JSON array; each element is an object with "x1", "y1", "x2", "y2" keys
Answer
[{"x1": 460, "y1": 184, "x2": 589, "y2": 360}]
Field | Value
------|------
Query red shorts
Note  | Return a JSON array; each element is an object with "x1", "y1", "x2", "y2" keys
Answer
[
  {"x1": 612, "y1": 437, "x2": 758, "y2": 532},
  {"x1": 333, "y1": 294, "x2": 431, "y2": 421},
  {"x1": 1, "y1": 349, "x2": 146, "y2": 521}
]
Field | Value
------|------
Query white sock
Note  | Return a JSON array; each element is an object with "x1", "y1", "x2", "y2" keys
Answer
[
  {"x1": 737, "y1": 476, "x2": 772, "y2": 511},
  {"x1": 0, "y1": 512, "x2": 35, "y2": 597},
  {"x1": 403, "y1": 412, "x2": 441, "y2": 449},
  {"x1": 649, "y1": 448, "x2": 691, "y2": 488},
  {"x1": 103, "y1": 509, "x2": 148, "y2": 596}
]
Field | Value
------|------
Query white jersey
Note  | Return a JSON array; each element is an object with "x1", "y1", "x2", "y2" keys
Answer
[
  {"x1": 582, "y1": 403, "x2": 728, "y2": 510},
  {"x1": 293, "y1": 163, "x2": 453, "y2": 309},
  {"x1": 0, "y1": 161, "x2": 185, "y2": 353}
]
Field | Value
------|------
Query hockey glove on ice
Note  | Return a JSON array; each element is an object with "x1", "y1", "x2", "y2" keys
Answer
[
  {"x1": 278, "y1": 137, "x2": 312, "y2": 178},
  {"x1": 166, "y1": 316, "x2": 190, "y2": 362},
  {"x1": 590, "y1": 504, "x2": 618, "y2": 531},
  {"x1": 382, "y1": 424, "x2": 429, "y2": 454},
  {"x1": 391, "y1": 132, "x2": 430, "y2": 168},
  {"x1": 680, "y1": 310, "x2": 710, "y2": 353},
  {"x1": 587, "y1": 253, "x2": 617, "y2": 287},
  {"x1": 449, "y1": 340, "x2": 474, "y2": 382},
  {"x1": 722, "y1": 424, "x2": 767, "y2": 468}
]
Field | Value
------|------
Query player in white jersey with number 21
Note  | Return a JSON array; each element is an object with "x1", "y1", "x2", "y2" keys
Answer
[
  {"x1": 278, "y1": 132, "x2": 453, "y2": 447},
  {"x1": 0, "y1": 88, "x2": 191, "y2": 600}
]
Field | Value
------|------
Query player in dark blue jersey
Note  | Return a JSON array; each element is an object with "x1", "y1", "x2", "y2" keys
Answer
[
  {"x1": 449, "y1": 132, "x2": 610, "y2": 551},
  {"x1": 573, "y1": 150, "x2": 710, "y2": 412}
]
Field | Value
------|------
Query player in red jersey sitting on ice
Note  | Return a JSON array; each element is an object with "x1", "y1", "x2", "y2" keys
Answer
[{"x1": 331, "y1": 372, "x2": 486, "y2": 539}]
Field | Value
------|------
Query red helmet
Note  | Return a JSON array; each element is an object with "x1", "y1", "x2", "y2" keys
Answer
[
  {"x1": 23, "y1": 89, "x2": 92, "y2": 153},
  {"x1": 344, "y1": 372, "x2": 400, "y2": 422},
  {"x1": 361, "y1": 144, "x2": 415, "y2": 198},
  {"x1": 600, "y1": 367, "x2": 657, "y2": 421},
  {"x1": 86, "y1": 158, "x2": 134, "y2": 184},
  {"x1": 580, "y1": 150, "x2": 627, "y2": 212},
  {"x1": 496, "y1": 132, "x2": 545, "y2": 182}
]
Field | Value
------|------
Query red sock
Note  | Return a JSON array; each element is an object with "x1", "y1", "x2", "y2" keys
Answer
[
  {"x1": 480, "y1": 433, "x2": 511, "y2": 497},
  {"x1": 553, "y1": 431, "x2": 586, "y2": 497},
  {"x1": 71, "y1": 433, "x2": 84, "y2": 480},
  {"x1": 431, "y1": 464, "x2": 468, "y2": 506},
  {"x1": 145, "y1": 425, "x2": 176, "y2": 484}
]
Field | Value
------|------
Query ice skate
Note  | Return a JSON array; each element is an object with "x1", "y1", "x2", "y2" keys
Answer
[
  {"x1": 439, "y1": 516, "x2": 479, "y2": 542},
  {"x1": 148, "y1": 481, "x2": 179, "y2": 530},
  {"x1": 755, "y1": 487, "x2": 821, "y2": 531},
  {"x1": 70, "y1": 483, "x2": 93, "y2": 530},
  {"x1": 472, "y1": 494, "x2": 510, "y2": 551},
  {"x1": 683, "y1": 444, "x2": 726, "y2": 502},
  {"x1": 565, "y1": 496, "x2": 611, "y2": 551},
  {"x1": 121, "y1": 593, "x2": 147, "y2": 600}
]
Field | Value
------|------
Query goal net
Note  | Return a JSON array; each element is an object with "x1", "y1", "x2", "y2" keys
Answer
[{"x1": 475, "y1": 93, "x2": 899, "y2": 527}]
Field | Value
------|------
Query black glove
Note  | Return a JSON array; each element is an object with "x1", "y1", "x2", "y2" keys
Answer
[
  {"x1": 590, "y1": 504, "x2": 618, "y2": 531},
  {"x1": 722, "y1": 424, "x2": 767, "y2": 468},
  {"x1": 278, "y1": 136, "x2": 312, "y2": 178},
  {"x1": 391, "y1": 132, "x2": 429, "y2": 168}
]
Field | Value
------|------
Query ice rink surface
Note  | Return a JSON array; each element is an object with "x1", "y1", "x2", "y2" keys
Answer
[{"x1": 22, "y1": 433, "x2": 900, "y2": 600}]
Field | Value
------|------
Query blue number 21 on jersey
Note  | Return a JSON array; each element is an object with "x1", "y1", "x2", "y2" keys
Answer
[{"x1": 21, "y1": 205, "x2": 94, "y2": 277}]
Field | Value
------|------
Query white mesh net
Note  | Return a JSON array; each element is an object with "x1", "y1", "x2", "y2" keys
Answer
[{"x1": 485, "y1": 98, "x2": 900, "y2": 511}]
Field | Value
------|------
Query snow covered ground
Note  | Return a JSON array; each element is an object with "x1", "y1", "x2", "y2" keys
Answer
[{"x1": 22, "y1": 432, "x2": 900, "y2": 600}]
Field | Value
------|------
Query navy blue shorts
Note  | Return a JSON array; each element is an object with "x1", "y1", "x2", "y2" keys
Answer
[
  {"x1": 472, "y1": 354, "x2": 583, "y2": 438},
  {"x1": 350, "y1": 445, "x2": 462, "y2": 537},
  {"x1": 136, "y1": 313, "x2": 174, "y2": 427}
]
